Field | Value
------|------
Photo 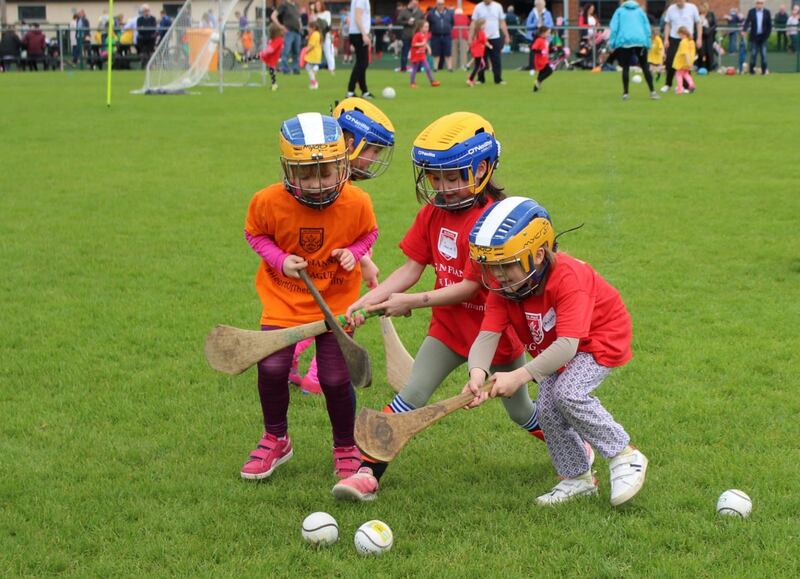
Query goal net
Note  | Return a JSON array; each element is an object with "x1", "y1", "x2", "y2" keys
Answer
[{"x1": 137, "y1": 0, "x2": 265, "y2": 94}]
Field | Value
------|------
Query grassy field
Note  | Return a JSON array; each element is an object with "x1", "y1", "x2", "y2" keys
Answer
[{"x1": 1, "y1": 69, "x2": 799, "y2": 577}]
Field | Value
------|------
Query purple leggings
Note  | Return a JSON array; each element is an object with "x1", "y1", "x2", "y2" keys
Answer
[
  {"x1": 410, "y1": 59, "x2": 434, "y2": 84},
  {"x1": 257, "y1": 325, "x2": 356, "y2": 447}
]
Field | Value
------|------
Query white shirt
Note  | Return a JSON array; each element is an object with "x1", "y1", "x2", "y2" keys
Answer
[
  {"x1": 348, "y1": 0, "x2": 371, "y2": 35},
  {"x1": 755, "y1": 9, "x2": 764, "y2": 34},
  {"x1": 665, "y1": 3, "x2": 700, "y2": 39},
  {"x1": 317, "y1": 10, "x2": 332, "y2": 25},
  {"x1": 472, "y1": 1, "x2": 505, "y2": 39}
]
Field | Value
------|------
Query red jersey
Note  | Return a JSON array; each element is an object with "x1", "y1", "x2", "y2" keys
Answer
[
  {"x1": 410, "y1": 31, "x2": 428, "y2": 63},
  {"x1": 532, "y1": 36, "x2": 550, "y2": 72},
  {"x1": 480, "y1": 253, "x2": 632, "y2": 368},
  {"x1": 399, "y1": 203, "x2": 524, "y2": 364},
  {"x1": 470, "y1": 30, "x2": 488, "y2": 58},
  {"x1": 259, "y1": 36, "x2": 284, "y2": 68}
]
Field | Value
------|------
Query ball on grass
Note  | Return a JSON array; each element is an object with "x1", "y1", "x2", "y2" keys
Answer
[
  {"x1": 716, "y1": 489, "x2": 752, "y2": 518},
  {"x1": 698, "y1": 67, "x2": 708, "y2": 75},
  {"x1": 209, "y1": 32, "x2": 220, "y2": 43},
  {"x1": 726, "y1": 66, "x2": 736, "y2": 76},
  {"x1": 354, "y1": 520, "x2": 393, "y2": 555},
  {"x1": 632, "y1": 74, "x2": 642, "y2": 84},
  {"x1": 381, "y1": 86, "x2": 396, "y2": 99},
  {"x1": 301, "y1": 512, "x2": 339, "y2": 546}
]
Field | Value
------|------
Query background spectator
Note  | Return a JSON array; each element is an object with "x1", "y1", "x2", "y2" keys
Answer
[
  {"x1": 743, "y1": 0, "x2": 771, "y2": 74},
  {"x1": 524, "y1": 0, "x2": 554, "y2": 71},
  {"x1": 22, "y1": 23, "x2": 46, "y2": 71},
  {"x1": 661, "y1": 0, "x2": 701, "y2": 93},
  {"x1": 427, "y1": 0, "x2": 454, "y2": 71},
  {"x1": 726, "y1": 8, "x2": 741, "y2": 52},
  {"x1": 346, "y1": 0, "x2": 373, "y2": 97},
  {"x1": 272, "y1": 0, "x2": 303, "y2": 75},
  {"x1": 397, "y1": 0, "x2": 424, "y2": 72},
  {"x1": 452, "y1": 8, "x2": 470, "y2": 70},
  {"x1": 158, "y1": 10, "x2": 173, "y2": 44},
  {"x1": 136, "y1": 4, "x2": 157, "y2": 67},
  {"x1": 774, "y1": 5, "x2": 788, "y2": 51},
  {"x1": 505, "y1": 5, "x2": 520, "y2": 51},
  {"x1": 471, "y1": 0, "x2": 510, "y2": 85},
  {"x1": 608, "y1": 0, "x2": 658, "y2": 100},
  {"x1": 788, "y1": 5, "x2": 799, "y2": 53},
  {"x1": 698, "y1": 2, "x2": 716, "y2": 70},
  {"x1": 0, "y1": 26, "x2": 23, "y2": 71}
]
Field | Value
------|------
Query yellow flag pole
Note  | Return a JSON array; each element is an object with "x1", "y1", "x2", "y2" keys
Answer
[{"x1": 106, "y1": 0, "x2": 114, "y2": 106}]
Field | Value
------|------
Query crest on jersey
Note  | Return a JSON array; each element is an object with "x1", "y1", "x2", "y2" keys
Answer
[
  {"x1": 437, "y1": 228, "x2": 458, "y2": 261},
  {"x1": 299, "y1": 228, "x2": 324, "y2": 253},
  {"x1": 526, "y1": 312, "x2": 544, "y2": 345}
]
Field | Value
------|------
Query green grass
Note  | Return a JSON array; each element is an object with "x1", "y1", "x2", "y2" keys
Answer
[{"x1": 1, "y1": 69, "x2": 799, "y2": 577}]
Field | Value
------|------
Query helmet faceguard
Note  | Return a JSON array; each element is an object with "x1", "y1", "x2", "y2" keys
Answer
[
  {"x1": 469, "y1": 197, "x2": 555, "y2": 301},
  {"x1": 332, "y1": 98, "x2": 395, "y2": 180},
  {"x1": 280, "y1": 113, "x2": 350, "y2": 209},
  {"x1": 411, "y1": 112, "x2": 500, "y2": 212}
]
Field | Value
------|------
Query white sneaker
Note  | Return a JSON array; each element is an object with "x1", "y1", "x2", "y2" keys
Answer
[
  {"x1": 609, "y1": 446, "x2": 648, "y2": 506},
  {"x1": 536, "y1": 471, "x2": 598, "y2": 505},
  {"x1": 659, "y1": 85, "x2": 669, "y2": 93}
]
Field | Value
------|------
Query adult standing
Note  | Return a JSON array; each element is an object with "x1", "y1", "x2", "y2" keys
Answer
[
  {"x1": 471, "y1": 0, "x2": 510, "y2": 84},
  {"x1": 726, "y1": 8, "x2": 741, "y2": 52},
  {"x1": 272, "y1": 0, "x2": 303, "y2": 74},
  {"x1": 427, "y1": 0, "x2": 454, "y2": 71},
  {"x1": 347, "y1": 0, "x2": 374, "y2": 98},
  {"x1": 524, "y1": 0, "x2": 554, "y2": 71},
  {"x1": 608, "y1": 0, "x2": 659, "y2": 100},
  {"x1": 661, "y1": 0, "x2": 702, "y2": 93},
  {"x1": 774, "y1": 5, "x2": 788, "y2": 51},
  {"x1": 314, "y1": 1, "x2": 335, "y2": 74},
  {"x1": 397, "y1": 0, "x2": 424, "y2": 72},
  {"x1": 505, "y1": 5, "x2": 520, "y2": 52},
  {"x1": 788, "y1": 5, "x2": 799, "y2": 54},
  {"x1": 0, "y1": 26, "x2": 23, "y2": 71},
  {"x1": 136, "y1": 4, "x2": 158, "y2": 67},
  {"x1": 158, "y1": 10, "x2": 173, "y2": 44},
  {"x1": 698, "y1": 2, "x2": 716, "y2": 70},
  {"x1": 22, "y1": 23, "x2": 47, "y2": 71},
  {"x1": 743, "y1": 0, "x2": 771, "y2": 74}
]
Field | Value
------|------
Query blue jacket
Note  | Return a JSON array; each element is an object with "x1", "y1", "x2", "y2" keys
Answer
[
  {"x1": 524, "y1": 9, "x2": 554, "y2": 41},
  {"x1": 609, "y1": 1, "x2": 651, "y2": 49}
]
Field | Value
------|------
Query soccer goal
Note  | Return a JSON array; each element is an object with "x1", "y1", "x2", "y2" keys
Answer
[{"x1": 136, "y1": 0, "x2": 267, "y2": 94}]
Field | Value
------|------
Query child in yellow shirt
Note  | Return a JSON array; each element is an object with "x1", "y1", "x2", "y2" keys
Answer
[
  {"x1": 648, "y1": 29, "x2": 665, "y2": 81},
  {"x1": 305, "y1": 21, "x2": 323, "y2": 90},
  {"x1": 672, "y1": 26, "x2": 696, "y2": 94}
]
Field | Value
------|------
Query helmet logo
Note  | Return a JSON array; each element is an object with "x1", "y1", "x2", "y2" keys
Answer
[
  {"x1": 299, "y1": 228, "x2": 324, "y2": 253},
  {"x1": 525, "y1": 312, "x2": 544, "y2": 345},
  {"x1": 467, "y1": 141, "x2": 492, "y2": 156},
  {"x1": 437, "y1": 228, "x2": 458, "y2": 261}
]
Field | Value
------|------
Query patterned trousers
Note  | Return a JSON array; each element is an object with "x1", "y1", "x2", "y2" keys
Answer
[{"x1": 538, "y1": 352, "x2": 629, "y2": 478}]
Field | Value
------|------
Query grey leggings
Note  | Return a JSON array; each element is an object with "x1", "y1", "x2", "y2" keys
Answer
[{"x1": 397, "y1": 336, "x2": 536, "y2": 427}]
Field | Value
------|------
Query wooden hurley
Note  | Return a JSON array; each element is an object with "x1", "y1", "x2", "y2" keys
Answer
[
  {"x1": 354, "y1": 381, "x2": 495, "y2": 462},
  {"x1": 299, "y1": 270, "x2": 372, "y2": 389},
  {"x1": 379, "y1": 316, "x2": 415, "y2": 393}
]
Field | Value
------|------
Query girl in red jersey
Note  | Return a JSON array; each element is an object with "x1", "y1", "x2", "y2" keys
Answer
[
  {"x1": 531, "y1": 26, "x2": 553, "y2": 92},
  {"x1": 240, "y1": 113, "x2": 377, "y2": 482},
  {"x1": 409, "y1": 20, "x2": 440, "y2": 88},
  {"x1": 464, "y1": 196, "x2": 648, "y2": 507},
  {"x1": 466, "y1": 18, "x2": 491, "y2": 86},
  {"x1": 331, "y1": 112, "x2": 550, "y2": 502},
  {"x1": 259, "y1": 23, "x2": 285, "y2": 91}
]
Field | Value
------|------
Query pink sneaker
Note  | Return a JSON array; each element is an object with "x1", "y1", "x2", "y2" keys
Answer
[
  {"x1": 331, "y1": 466, "x2": 379, "y2": 501},
  {"x1": 300, "y1": 357, "x2": 321, "y2": 394},
  {"x1": 333, "y1": 445, "x2": 361, "y2": 479},
  {"x1": 240, "y1": 433, "x2": 293, "y2": 480}
]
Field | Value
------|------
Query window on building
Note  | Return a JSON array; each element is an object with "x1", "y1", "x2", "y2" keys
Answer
[
  {"x1": 647, "y1": 0, "x2": 667, "y2": 25},
  {"x1": 18, "y1": 5, "x2": 47, "y2": 21},
  {"x1": 163, "y1": 3, "x2": 184, "y2": 18}
]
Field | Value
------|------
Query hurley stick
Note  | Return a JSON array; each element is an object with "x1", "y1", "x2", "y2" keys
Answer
[
  {"x1": 354, "y1": 381, "x2": 495, "y2": 462},
  {"x1": 380, "y1": 316, "x2": 415, "y2": 393},
  {"x1": 204, "y1": 310, "x2": 374, "y2": 375},
  {"x1": 299, "y1": 269, "x2": 373, "y2": 389}
]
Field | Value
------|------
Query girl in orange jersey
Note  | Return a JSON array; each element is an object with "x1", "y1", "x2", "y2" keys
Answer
[{"x1": 240, "y1": 112, "x2": 377, "y2": 481}]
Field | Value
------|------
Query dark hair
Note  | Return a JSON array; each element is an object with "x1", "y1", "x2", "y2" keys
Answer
[
  {"x1": 537, "y1": 25, "x2": 549, "y2": 36},
  {"x1": 475, "y1": 179, "x2": 505, "y2": 207}
]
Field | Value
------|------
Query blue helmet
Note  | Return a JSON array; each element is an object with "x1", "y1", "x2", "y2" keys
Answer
[
  {"x1": 469, "y1": 196, "x2": 555, "y2": 301},
  {"x1": 411, "y1": 112, "x2": 501, "y2": 211},
  {"x1": 279, "y1": 113, "x2": 350, "y2": 209},
  {"x1": 332, "y1": 97, "x2": 395, "y2": 180}
]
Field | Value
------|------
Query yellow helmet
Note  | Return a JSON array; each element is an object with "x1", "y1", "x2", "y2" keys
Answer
[
  {"x1": 411, "y1": 112, "x2": 500, "y2": 211},
  {"x1": 279, "y1": 112, "x2": 350, "y2": 209},
  {"x1": 332, "y1": 97, "x2": 395, "y2": 180},
  {"x1": 469, "y1": 197, "x2": 555, "y2": 300}
]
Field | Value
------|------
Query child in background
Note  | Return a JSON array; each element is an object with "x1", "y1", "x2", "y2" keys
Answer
[
  {"x1": 672, "y1": 25, "x2": 696, "y2": 94},
  {"x1": 467, "y1": 18, "x2": 491, "y2": 86},
  {"x1": 648, "y1": 28, "x2": 665, "y2": 81},
  {"x1": 737, "y1": 31, "x2": 748, "y2": 74},
  {"x1": 464, "y1": 196, "x2": 648, "y2": 507},
  {"x1": 532, "y1": 26, "x2": 553, "y2": 92},
  {"x1": 305, "y1": 21, "x2": 323, "y2": 89},
  {"x1": 259, "y1": 23, "x2": 285, "y2": 91},
  {"x1": 291, "y1": 98, "x2": 394, "y2": 394},
  {"x1": 409, "y1": 20, "x2": 441, "y2": 88},
  {"x1": 240, "y1": 113, "x2": 378, "y2": 482}
]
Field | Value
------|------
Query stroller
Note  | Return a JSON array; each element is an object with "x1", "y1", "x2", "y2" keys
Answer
[
  {"x1": 549, "y1": 43, "x2": 572, "y2": 71},
  {"x1": 570, "y1": 28, "x2": 610, "y2": 70}
]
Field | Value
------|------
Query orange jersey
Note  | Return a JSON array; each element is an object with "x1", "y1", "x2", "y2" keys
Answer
[{"x1": 245, "y1": 182, "x2": 377, "y2": 327}]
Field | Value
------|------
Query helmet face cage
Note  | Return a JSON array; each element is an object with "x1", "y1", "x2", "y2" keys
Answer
[
  {"x1": 413, "y1": 164, "x2": 483, "y2": 211},
  {"x1": 350, "y1": 136, "x2": 394, "y2": 180},
  {"x1": 281, "y1": 155, "x2": 349, "y2": 209},
  {"x1": 475, "y1": 249, "x2": 541, "y2": 301}
]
